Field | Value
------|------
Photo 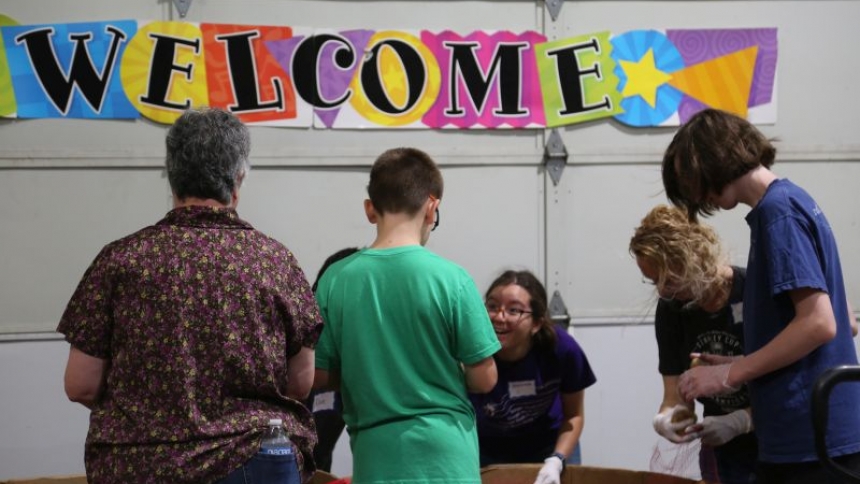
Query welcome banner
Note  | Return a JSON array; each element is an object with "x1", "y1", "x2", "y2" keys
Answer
[{"x1": 0, "y1": 16, "x2": 778, "y2": 129}]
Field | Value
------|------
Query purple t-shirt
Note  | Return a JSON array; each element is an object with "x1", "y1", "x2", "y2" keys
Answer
[
  {"x1": 469, "y1": 325, "x2": 596, "y2": 463},
  {"x1": 57, "y1": 206, "x2": 323, "y2": 483}
]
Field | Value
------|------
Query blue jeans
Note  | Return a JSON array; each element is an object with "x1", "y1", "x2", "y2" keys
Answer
[
  {"x1": 215, "y1": 452, "x2": 301, "y2": 484},
  {"x1": 700, "y1": 443, "x2": 756, "y2": 484},
  {"x1": 567, "y1": 443, "x2": 582, "y2": 465}
]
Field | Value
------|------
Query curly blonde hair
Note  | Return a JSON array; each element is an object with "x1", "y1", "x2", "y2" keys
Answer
[{"x1": 629, "y1": 204, "x2": 728, "y2": 306}]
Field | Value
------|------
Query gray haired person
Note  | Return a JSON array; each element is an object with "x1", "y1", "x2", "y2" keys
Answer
[{"x1": 59, "y1": 107, "x2": 322, "y2": 484}]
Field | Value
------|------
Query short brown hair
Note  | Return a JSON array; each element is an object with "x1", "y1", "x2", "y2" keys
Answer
[
  {"x1": 662, "y1": 109, "x2": 775, "y2": 220},
  {"x1": 368, "y1": 147, "x2": 443, "y2": 215}
]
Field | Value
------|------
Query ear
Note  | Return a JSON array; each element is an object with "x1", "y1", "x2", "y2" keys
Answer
[
  {"x1": 230, "y1": 171, "x2": 246, "y2": 207},
  {"x1": 364, "y1": 199, "x2": 378, "y2": 224},
  {"x1": 230, "y1": 188, "x2": 240, "y2": 208},
  {"x1": 424, "y1": 197, "x2": 440, "y2": 226}
]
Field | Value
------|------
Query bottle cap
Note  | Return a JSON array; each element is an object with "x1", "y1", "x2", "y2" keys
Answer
[{"x1": 268, "y1": 418, "x2": 283, "y2": 426}]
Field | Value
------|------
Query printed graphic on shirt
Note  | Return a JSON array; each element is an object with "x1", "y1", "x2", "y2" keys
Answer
[
  {"x1": 692, "y1": 329, "x2": 748, "y2": 410},
  {"x1": 480, "y1": 378, "x2": 559, "y2": 429}
]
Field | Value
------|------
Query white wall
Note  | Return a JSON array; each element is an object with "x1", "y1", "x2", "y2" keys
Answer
[{"x1": 0, "y1": 340, "x2": 91, "y2": 479}]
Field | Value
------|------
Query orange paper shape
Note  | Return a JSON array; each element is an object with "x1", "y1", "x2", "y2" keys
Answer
[
  {"x1": 202, "y1": 23, "x2": 297, "y2": 123},
  {"x1": 668, "y1": 45, "x2": 758, "y2": 118}
]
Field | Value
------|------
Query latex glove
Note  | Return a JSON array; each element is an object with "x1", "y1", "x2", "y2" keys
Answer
[
  {"x1": 678, "y1": 363, "x2": 740, "y2": 402},
  {"x1": 652, "y1": 404, "x2": 697, "y2": 443},
  {"x1": 533, "y1": 455, "x2": 563, "y2": 484},
  {"x1": 689, "y1": 409, "x2": 753, "y2": 446}
]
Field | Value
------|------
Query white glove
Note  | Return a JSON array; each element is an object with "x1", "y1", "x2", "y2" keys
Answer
[
  {"x1": 653, "y1": 404, "x2": 697, "y2": 443},
  {"x1": 533, "y1": 455, "x2": 563, "y2": 484},
  {"x1": 678, "y1": 363, "x2": 740, "y2": 401},
  {"x1": 696, "y1": 409, "x2": 752, "y2": 446}
]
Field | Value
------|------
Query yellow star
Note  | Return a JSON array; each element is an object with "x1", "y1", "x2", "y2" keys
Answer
[{"x1": 618, "y1": 49, "x2": 672, "y2": 108}]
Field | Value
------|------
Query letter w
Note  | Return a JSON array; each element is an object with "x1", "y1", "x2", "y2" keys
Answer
[{"x1": 15, "y1": 25, "x2": 126, "y2": 115}]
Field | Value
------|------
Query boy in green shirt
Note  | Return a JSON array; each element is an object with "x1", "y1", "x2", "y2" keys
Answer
[{"x1": 314, "y1": 147, "x2": 500, "y2": 483}]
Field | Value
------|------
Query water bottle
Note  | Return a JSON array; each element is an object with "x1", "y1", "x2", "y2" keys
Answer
[{"x1": 259, "y1": 418, "x2": 294, "y2": 456}]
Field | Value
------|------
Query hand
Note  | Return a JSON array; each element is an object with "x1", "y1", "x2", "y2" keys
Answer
[
  {"x1": 677, "y1": 363, "x2": 739, "y2": 402},
  {"x1": 652, "y1": 404, "x2": 697, "y2": 443},
  {"x1": 533, "y1": 455, "x2": 563, "y2": 484},
  {"x1": 687, "y1": 409, "x2": 752, "y2": 446}
]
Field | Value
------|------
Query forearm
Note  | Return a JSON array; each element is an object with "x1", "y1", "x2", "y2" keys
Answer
[
  {"x1": 286, "y1": 347, "x2": 314, "y2": 400},
  {"x1": 71, "y1": 394, "x2": 99, "y2": 410},
  {"x1": 729, "y1": 315, "x2": 834, "y2": 387},
  {"x1": 553, "y1": 415, "x2": 583, "y2": 458},
  {"x1": 64, "y1": 346, "x2": 107, "y2": 409},
  {"x1": 555, "y1": 391, "x2": 585, "y2": 457},
  {"x1": 658, "y1": 375, "x2": 690, "y2": 414},
  {"x1": 464, "y1": 357, "x2": 497, "y2": 394},
  {"x1": 313, "y1": 368, "x2": 341, "y2": 392}
]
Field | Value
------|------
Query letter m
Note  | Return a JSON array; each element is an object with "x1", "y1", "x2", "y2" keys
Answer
[{"x1": 443, "y1": 41, "x2": 528, "y2": 117}]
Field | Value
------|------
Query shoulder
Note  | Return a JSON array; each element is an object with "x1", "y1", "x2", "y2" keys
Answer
[
  {"x1": 731, "y1": 266, "x2": 747, "y2": 288},
  {"x1": 93, "y1": 226, "x2": 158, "y2": 265},
  {"x1": 408, "y1": 249, "x2": 476, "y2": 284},
  {"x1": 757, "y1": 179, "x2": 817, "y2": 221},
  {"x1": 729, "y1": 266, "x2": 747, "y2": 302},
  {"x1": 552, "y1": 325, "x2": 584, "y2": 355},
  {"x1": 317, "y1": 251, "x2": 362, "y2": 286}
]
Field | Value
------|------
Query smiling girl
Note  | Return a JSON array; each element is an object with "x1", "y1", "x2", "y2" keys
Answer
[{"x1": 469, "y1": 270, "x2": 596, "y2": 484}]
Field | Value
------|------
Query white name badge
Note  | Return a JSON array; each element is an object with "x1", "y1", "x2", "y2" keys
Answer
[
  {"x1": 509, "y1": 380, "x2": 537, "y2": 398},
  {"x1": 313, "y1": 391, "x2": 335, "y2": 412}
]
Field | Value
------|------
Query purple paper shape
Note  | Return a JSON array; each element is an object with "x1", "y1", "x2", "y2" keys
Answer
[
  {"x1": 266, "y1": 29, "x2": 373, "y2": 128},
  {"x1": 667, "y1": 28, "x2": 777, "y2": 122}
]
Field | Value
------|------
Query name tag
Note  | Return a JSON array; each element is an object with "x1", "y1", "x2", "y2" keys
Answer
[
  {"x1": 509, "y1": 380, "x2": 537, "y2": 398},
  {"x1": 313, "y1": 391, "x2": 335, "y2": 412},
  {"x1": 731, "y1": 302, "x2": 744, "y2": 325}
]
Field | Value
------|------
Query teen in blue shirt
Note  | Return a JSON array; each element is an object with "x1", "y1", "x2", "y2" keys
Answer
[{"x1": 663, "y1": 109, "x2": 860, "y2": 483}]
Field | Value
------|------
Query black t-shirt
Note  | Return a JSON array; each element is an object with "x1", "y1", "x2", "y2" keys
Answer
[{"x1": 655, "y1": 266, "x2": 757, "y2": 454}]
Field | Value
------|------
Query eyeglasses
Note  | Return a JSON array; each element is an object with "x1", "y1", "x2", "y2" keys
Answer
[{"x1": 485, "y1": 303, "x2": 532, "y2": 322}]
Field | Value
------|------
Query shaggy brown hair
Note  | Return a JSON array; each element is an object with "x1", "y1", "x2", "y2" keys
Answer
[{"x1": 662, "y1": 108, "x2": 775, "y2": 221}]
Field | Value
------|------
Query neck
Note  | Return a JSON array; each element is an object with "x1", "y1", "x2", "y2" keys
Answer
[
  {"x1": 173, "y1": 197, "x2": 231, "y2": 209},
  {"x1": 496, "y1": 339, "x2": 533, "y2": 363},
  {"x1": 737, "y1": 165, "x2": 778, "y2": 208},
  {"x1": 370, "y1": 213, "x2": 427, "y2": 249}
]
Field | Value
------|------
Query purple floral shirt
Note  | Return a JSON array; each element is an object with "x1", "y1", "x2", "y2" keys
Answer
[{"x1": 57, "y1": 206, "x2": 323, "y2": 484}]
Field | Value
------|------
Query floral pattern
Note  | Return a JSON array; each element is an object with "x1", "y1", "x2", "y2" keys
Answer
[{"x1": 58, "y1": 206, "x2": 323, "y2": 483}]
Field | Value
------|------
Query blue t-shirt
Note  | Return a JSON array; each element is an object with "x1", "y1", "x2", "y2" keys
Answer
[
  {"x1": 745, "y1": 178, "x2": 860, "y2": 463},
  {"x1": 469, "y1": 325, "x2": 596, "y2": 464}
]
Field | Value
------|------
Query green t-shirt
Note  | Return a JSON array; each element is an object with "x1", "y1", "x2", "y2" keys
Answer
[{"x1": 315, "y1": 246, "x2": 500, "y2": 483}]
